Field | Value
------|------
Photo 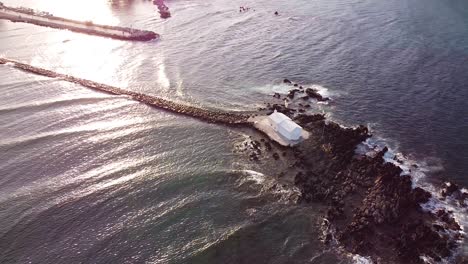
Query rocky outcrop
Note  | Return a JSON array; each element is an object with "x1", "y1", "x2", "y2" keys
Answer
[
  {"x1": 260, "y1": 98, "x2": 463, "y2": 263},
  {"x1": 235, "y1": 79, "x2": 464, "y2": 263},
  {"x1": 228, "y1": 77, "x2": 466, "y2": 263},
  {"x1": 287, "y1": 89, "x2": 300, "y2": 99},
  {"x1": 289, "y1": 114, "x2": 464, "y2": 263},
  {"x1": 441, "y1": 182, "x2": 468, "y2": 207},
  {"x1": 304, "y1": 88, "x2": 329, "y2": 102},
  {"x1": 279, "y1": 79, "x2": 330, "y2": 102}
]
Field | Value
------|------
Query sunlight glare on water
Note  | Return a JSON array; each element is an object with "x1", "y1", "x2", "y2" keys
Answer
[{"x1": 22, "y1": 0, "x2": 119, "y2": 25}]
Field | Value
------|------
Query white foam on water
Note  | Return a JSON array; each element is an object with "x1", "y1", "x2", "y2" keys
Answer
[
  {"x1": 309, "y1": 84, "x2": 331, "y2": 97},
  {"x1": 232, "y1": 167, "x2": 301, "y2": 203},
  {"x1": 305, "y1": 83, "x2": 345, "y2": 100},
  {"x1": 249, "y1": 83, "x2": 294, "y2": 95},
  {"x1": 419, "y1": 255, "x2": 436, "y2": 264},
  {"x1": 240, "y1": 169, "x2": 266, "y2": 184},
  {"x1": 352, "y1": 255, "x2": 374, "y2": 264}
]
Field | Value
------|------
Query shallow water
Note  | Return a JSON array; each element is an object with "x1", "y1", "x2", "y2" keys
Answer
[{"x1": 1, "y1": 0, "x2": 467, "y2": 262}]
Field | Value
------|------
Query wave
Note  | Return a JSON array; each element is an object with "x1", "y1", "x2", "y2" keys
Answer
[
  {"x1": 0, "y1": 96, "x2": 124, "y2": 114},
  {"x1": 233, "y1": 169, "x2": 301, "y2": 203}
]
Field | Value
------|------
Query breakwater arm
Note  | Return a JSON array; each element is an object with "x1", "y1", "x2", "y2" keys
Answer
[
  {"x1": 0, "y1": 4, "x2": 158, "y2": 41},
  {"x1": 0, "y1": 57, "x2": 251, "y2": 125}
]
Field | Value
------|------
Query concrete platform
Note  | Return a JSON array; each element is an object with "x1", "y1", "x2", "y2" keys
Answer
[{"x1": 249, "y1": 116, "x2": 310, "y2": 146}]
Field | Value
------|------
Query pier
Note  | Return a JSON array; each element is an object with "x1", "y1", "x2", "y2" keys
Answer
[
  {"x1": 0, "y1": 3, "x2": 159, "y2": 41},
  {"x1": 0, "y1": 58, "x2": 251, "y2": 125}
]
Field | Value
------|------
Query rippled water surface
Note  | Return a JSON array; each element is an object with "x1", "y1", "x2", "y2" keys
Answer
[{"x1": 1, "y1": 0, "x2": 467, "y2": 263}]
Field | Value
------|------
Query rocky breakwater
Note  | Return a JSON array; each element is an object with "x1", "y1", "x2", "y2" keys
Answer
[
  {"x1": 249, "y1": 81, "x2": 466, "y2": 263},
  {"x1": 0, "y1": 4, "x2": 159, "y2": 41},
  {"x1": 0, "y1": 58, "x2": 251, "y2": 125}
]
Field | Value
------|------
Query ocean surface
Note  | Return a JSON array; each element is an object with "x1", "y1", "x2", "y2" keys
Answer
[{"x1": 0, "y1": 0, "x2": 467, "y2": 263}]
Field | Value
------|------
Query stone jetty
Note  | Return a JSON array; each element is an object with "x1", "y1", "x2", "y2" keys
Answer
[
  {"x1": 0, "y1": 58, "x2": 251, "y2": 125},
  {"x1": 0, "y1": 3, "x2": 158, "y2": 41}
]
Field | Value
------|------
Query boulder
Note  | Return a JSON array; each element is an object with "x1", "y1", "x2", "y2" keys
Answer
[
  {"x1": 305, "y1": 88, "x2": 330, "y2": 102},
  {"x1": 273, "y1": 153, "x2": 280, "y2": 160}
]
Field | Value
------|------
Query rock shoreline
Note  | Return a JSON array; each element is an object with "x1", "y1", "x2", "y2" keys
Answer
[{"x1": 244, "y1": 80, "x2": 466, "y2": 263}]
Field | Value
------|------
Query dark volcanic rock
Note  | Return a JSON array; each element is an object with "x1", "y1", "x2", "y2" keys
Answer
[
  {"x1": 305, "y1": 88, "x2": 330, "y2": 102},
  {"x1": 413, "y1": 187, "x2": 432, "y2": 204},
  {"x1": 294, "y1": 114, "x2": 325, "y2": 125},
  {"x1": 441, "y1": 182, "x2": 468, "y2": 207},
  {"x1": 264, "y1": 141, "x2": 272, "y2": 151},
  {"x1": 266, "y1": 104, "x2": 294, "y2": 117},
  {"x1": 287, "y1": 112, "x2": 461, "y2": 263},
  {"x1": 287, "y1": 89, "x2": 300, "y2": 99},
  {"x1": 258, "y1": 83, "x2": 463, "y2": 263},
  {"x1": 283, "y1": 78, "x2": 292, "y2": 84},
  {"x1": 272, "y1": 153, "x2": 280, "y2": 160},
  {"x1": 436, "y1": 209, "x2": 461, "y2": 231},
  {"x1": 396, "y1": 219, "x2": 457, "y2": 263},
  {"x1": 441, "y1": 182, "x2": 460, "y2": 197}
]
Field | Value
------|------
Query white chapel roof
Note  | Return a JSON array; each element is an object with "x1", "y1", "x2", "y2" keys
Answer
[
  {"x1": 268, "y1": 110, "x2": 291, "y2": 124},
  {"x1": 280, "y1": 119, "x2": 302, "y2": 133}
]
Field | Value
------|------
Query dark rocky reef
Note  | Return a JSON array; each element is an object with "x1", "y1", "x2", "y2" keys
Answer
[
  {"x1": 281, "y1": 79, "x2": 330, "y2": 102},
  {"x1": 304, "y1": 88, "x2": 329, "y2": 102},
  {"x1": 293, "y1": 115, "x2": 463, "y2": 263},
  {"x1": 255, "y1": 89, "x2": 465, "y2": 263},
  {"x1": 440, "y1": 182, "x2": 468, "y2": 207}
]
